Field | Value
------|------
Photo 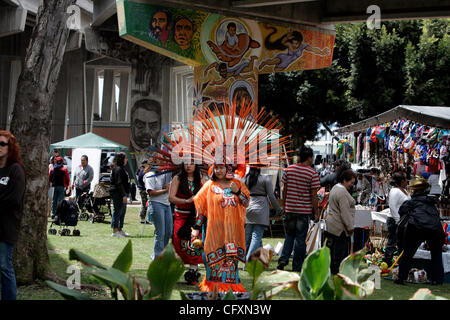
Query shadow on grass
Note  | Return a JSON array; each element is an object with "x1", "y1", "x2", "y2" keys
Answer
[{"x1": 17, "y1": 235, "x2": 112, "y2": 300}]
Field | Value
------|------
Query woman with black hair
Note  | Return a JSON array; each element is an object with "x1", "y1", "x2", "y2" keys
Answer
[
  {"x1": 168, "y1": 163, "x2": 205, "y2": 284},
  {"x1": 109, "y1": 152, "x2": 130, "y2": 238},
  {"x1": 383, "y1": 172, "x2": 410, "y2": 266},
  {"x1": 244, "y1": 167, "x2": 283, "y2": 262},
  {"x1": 259, "y1": 27, "x2": 330, "y2": 72},
  {"x1": 191, "y1": 162, "x2": 250, "y2": 292}
]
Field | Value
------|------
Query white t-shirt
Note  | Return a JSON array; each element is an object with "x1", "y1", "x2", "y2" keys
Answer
[
  {"x1": 388, "y1": 188, "x2": 411, "y2": 223},
  {"x1": 144, "y1": 171, "x2": 171, "y2": 206}
]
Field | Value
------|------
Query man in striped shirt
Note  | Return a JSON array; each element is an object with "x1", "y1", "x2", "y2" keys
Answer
[{"x1": 277, "y1": 147, "x2": 320, "y2": 271}]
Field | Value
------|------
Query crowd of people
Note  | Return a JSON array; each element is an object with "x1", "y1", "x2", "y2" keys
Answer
[
  {"x1": 1, "y1": 127, "x2": 447, "y2": 300},
  {"x1": 134, "y1": 144, "x2": 445, "y2": 289},
  {"x1": 313, "y1": 152, "x2": 446, "y2": 285}
]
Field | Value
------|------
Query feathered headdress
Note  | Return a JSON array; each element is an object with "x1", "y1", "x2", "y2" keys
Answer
[{"x1": 150, "y1": 99, "x2": 293, "y2": 177}]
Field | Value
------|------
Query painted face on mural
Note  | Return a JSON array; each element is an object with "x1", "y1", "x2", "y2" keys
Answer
[
  {"x1": 174, "y1": 17, "x2": 194, "y2": 50},
  {"x1": 131, "y1": 99, "x2": 161, "y2": 150},
  {"x1": 227, "y1": 24, "x2": 236, "y2": 37},
  {"x1": 149, "y1": 10, "x2": 169, "y2": 41}
]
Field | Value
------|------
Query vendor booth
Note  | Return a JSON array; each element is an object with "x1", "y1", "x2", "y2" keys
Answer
[
  {"x1": 334, "y1": 105, "x2": 450, "y2": 283},
  {"x1": 335, "y1": 105, "x2": 449, "y2": 214}
]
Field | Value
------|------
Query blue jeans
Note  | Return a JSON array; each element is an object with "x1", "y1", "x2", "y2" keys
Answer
[
  {"x1": 0, "y1": 242, "x2": 16, "y2": 300},
  {"x1": 111, "y1": 191, "x2": 127, "y2": 229},
  {"x1": 147, "y1": 201, "x2": 153, "y2": 223},
  {"x1": 150, "y1": 201, "x2": 173, "y2": 260},
  {"x1": 278, "y1": 213, "x2": 310, "y2": 271},
  {"x1": 245, "y1": 224, "x2": 265, "y2": 262},
  {"x1": 52, "y1": 185, "x2": 65, "y2": 218}
]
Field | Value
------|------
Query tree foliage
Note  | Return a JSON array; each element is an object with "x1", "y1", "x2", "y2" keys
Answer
[{"x1": 259, "y1": 19, "x2": 450, "y2": 150}]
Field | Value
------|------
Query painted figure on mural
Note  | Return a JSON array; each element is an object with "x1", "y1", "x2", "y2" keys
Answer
[
  {"x1": 223, "y1": 22, "x2": 240, "y2": 55},
  {"x1": 130, "y1": 99, "x2": 161, "y2": 166},
  {"x1": 173, "y1": 16, "x2": 195, "y2": 50},
  {"x1": 149, "y1": 9, "x2": 171, "y2": 45},
  {"x1": 259, "y1": 27, "x2": 331, "y2": 72},
  {"x1": 207, "y1": 20, "x2": 260, "y2": 68},
  {"x1": 203, "y1": 55, "x2": 257, "y2": 86}
]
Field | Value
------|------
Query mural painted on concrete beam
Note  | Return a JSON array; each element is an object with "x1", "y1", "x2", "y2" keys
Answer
[{"x1": 117, "y1": 0, "x2": 335, "y2": 115}]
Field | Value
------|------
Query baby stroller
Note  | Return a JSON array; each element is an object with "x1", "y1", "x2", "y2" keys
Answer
[
  {"x1": 78, "y1": 191, "x2": 94, "y2": 221},
  {"x1": 48, "y1": 199, "x2": 80, "y2": 236},
  {"x1": 90, "y1": 174, "x2": 112, "y2": 223}
]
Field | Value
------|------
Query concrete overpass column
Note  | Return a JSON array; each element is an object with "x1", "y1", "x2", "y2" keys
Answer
[
  {"x1": 101, "y1": 69, "x2": 114, "y2": 121},
  {"x1": 51, "y1": 58, "x2": 68, "y2": 143},
  {"x1": 67, "y1": 49, "x2": 85, "y2": 138},
  {"x1": 84, "y1": 67, "x2": 95, "y2": 132}
]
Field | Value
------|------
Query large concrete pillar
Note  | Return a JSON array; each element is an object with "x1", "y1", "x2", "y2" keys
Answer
[
  {"x1": 67, "y1": 49, "x2": 85, "y2": 138},
  {"x1": 101, "y1": 69, "x2": 114, "y2": 121},
  {"x1": 93, "y1": 70, "x2": 100, "y2": 120},
  {"x1": 84, "y1": 67, "x2": 95, "y2": 132},
  {"x1": 52, "y1": 58, "x2": 68, "y2": 143}
]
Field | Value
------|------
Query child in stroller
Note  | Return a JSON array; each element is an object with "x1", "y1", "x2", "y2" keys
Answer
[
  {"x1": 78, "y1": 176, "x2": 112, "y2": 223},
  {"x1": 48, "y1": 199, "x2": 80, "y2": 236}
]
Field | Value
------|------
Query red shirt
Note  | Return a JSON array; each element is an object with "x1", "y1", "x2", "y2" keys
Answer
[
  {"x1": 282, "y1": 164, "x2": 320, "y2": 214},
  {"x1": 49, "y1": 166, "x2": 70, "y2": 188}
]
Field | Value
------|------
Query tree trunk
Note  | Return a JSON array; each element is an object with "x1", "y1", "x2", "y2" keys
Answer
[{"x1": 9, "y1": 0, "x2": 75, "y2": 285}]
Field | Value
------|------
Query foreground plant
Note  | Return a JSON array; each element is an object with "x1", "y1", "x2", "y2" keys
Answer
[
  {"x1": 246, "y1": 246, "x2": 447, "y2": 300},
  {"x1": 46, "y1": 241, "x2": 184, "y2": 300},
  {"x1": 246, "y1": 246, "x2": 376, "y2": 300}
]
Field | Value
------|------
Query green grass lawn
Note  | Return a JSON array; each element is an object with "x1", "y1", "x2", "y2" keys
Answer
[{"x1": 17, "y1": 206, "x2": 450, "y2": 300}]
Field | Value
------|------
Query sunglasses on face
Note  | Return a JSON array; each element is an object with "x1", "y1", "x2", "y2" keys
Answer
[{"x1": 0, "y1": 141, "x2": 9, "y2": 147}]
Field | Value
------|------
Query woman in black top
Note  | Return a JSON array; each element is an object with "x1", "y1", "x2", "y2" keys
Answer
[
  {"x1": 109, "y1": 152, "x2": 130, "y2": 238},
  {"x1": 0, "y1": 130, "x2": 26, "y2": 300}
]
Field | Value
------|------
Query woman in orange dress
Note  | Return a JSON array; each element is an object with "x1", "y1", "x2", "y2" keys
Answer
[{"x1": 191, "y1": 163, "x2": 250, "y2": 292}]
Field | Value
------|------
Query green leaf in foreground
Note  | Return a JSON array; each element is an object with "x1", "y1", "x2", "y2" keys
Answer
[
  {"x1": 245, "y1": 260, "x2": 265, "y2": 289},
  {"x1": 84, "y1": 266, "x2": 134, "y2": 300},
  {"x1": 252, "y1": 270, "x2": 300, "y2": 300},
  {"x1": 298, "y1": 246, "x2": 331, "y2": 300},
  {"x1": 223, "y1": 288, "x2": 237, "y2": 300},
  {"x1": 112, "y1": 240, "x2": 133, "y2": 273},
  {"x1": 69, "y1": 248, "x2": 107, "y2": 269},
  {"x1": 146, "y1": 244, "x2": 185, "y2": 300},
  {"x1": 45, "y1": 281, "x2": 93, "y2": 300},
  {"x1": 338, "y1": 249, "x2": 367, "y2": 282}
]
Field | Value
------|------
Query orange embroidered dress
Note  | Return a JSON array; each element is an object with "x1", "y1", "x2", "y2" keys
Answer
[{"x1": 193, "y1": 178, "x2": 250, "y2": 292}]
